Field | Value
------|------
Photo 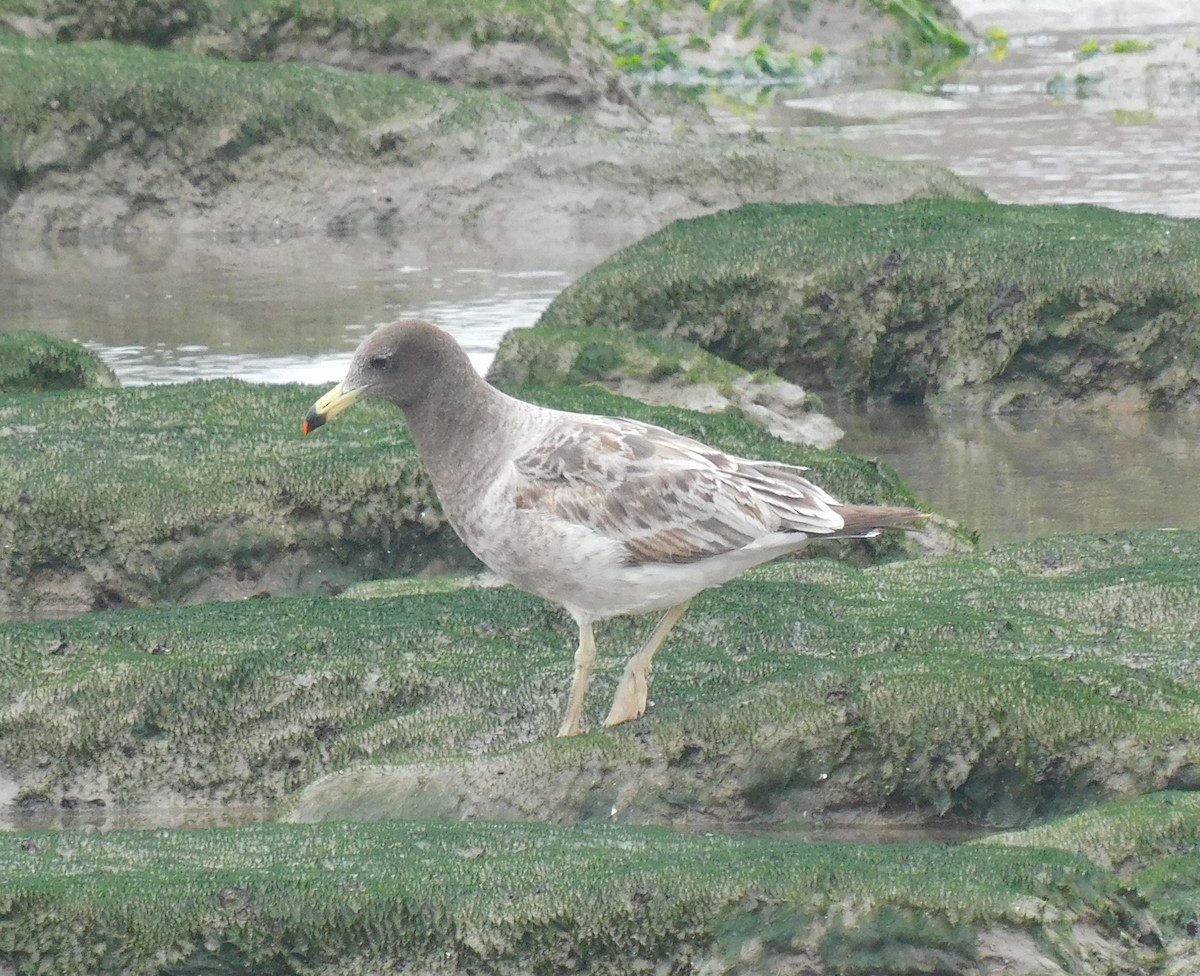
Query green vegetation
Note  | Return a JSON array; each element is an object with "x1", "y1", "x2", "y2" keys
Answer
[
  {"x1": 0, "y1": 379, "x2": 456, "y2": 617},
  {"x1": 0, "y1": 330, "x2": 118, "y2": 392},
  {"x1": 596, "y1": 0, "x2": 967, "y2": 79},
  {"x1": 538, "y1": 200, "x2": 1200, "y2": 407},
  {"x1": 487, "y1": 327, "x2": 844, "y2": 448},
  {"x1": 1, "y1": 521, "x2": 1196, "y2": 825},
  {"x1": 487, "y1": 325, "x2": 746, "y2": 387},
  {"x1": 0, "y1": 33, "x2": 543, "y2": 182},
  {"x1": 1, "y1": 0, "x2": 968, "y2": 73},
  {"x1": 0, "y1": 374, "x2": 919, "y2": 617},
  {"x1": 1078, "y1": 37, "x2": 1155, "y2": 58},
  {"x1": 2, "y1": 581, "x2": 1197, "y2": 971},
  {"x1": 979, "y1": 791, "x2": 1200, "y2": 873},
  {"x1": 41, "y1": 0, "x2": 213, "y2": 46},
  {"x1": 0, "y1": 816, "x2": 1164, "y2": 975},
  {"x1": 883, "y1": 0, "x2": 969, "y2": 64},
  {"x1": 707, "y1": 0, "x2": 813, "y2": 45},
  {"x1": 2, "y1": 0, "x2": 594, "y2": 59},
  {"x1": 1114, "y1": 108, "x2": 1156, "y2": 125},
  {"x1": 979, "y1": 791, "x2": 1200, "y2": 938},
  {"x1": 290, "y1": 528, "x2": 1200, "y2": 826},
  {"x1": 1112, "y1": 38, "x2": 1155, "y2": 54}
]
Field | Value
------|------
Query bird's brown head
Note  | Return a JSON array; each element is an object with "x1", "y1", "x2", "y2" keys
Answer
[{"x1": 302, "y1": 320, "x2": 463, "y2": 435}]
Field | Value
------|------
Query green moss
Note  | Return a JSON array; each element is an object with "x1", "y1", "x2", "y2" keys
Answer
[
  {"x1": 822, "y1": 905, "x2": 977, "y2": 975},
  {"x1": 0, "y1": 380, "x2": 459, "y2": 616},
  {"x1": 11, "y1": 0, "x2": 593, "y2": 60},
  {"x1": 978, "y1": 791, "x2": 1200, "y2": 942},
  {"x1": 0, "y1": 330, "x2": 118, "y2": 391},
  {"x1": 0, "y1": 818, "x2": 1157, "y2": 974},
  {"x1": 566, "y1": 339, "x2": 624, "y2": 382},
  {"x1": 288, "y1": 528, "x2": 1200, "y2": 827},
  {"x1": 0, "y1": 127, "x2": 21, "y2": 202},
  {"x1": 0, "y1": 33, "x2": 542, "y2": 176},
  {"x1": 2, "y1": 524, "x2": 1198, "y2": 824},
  {"x1": 216, "y1": 0, "x2": 585, "y2": 55},
  {"x1": 647, "y1": 356, "x2": 683, "y2": 381},
  {"x1": 538, "y1": 200, "x2": 1200, "y2": 407},
  {"x1": 488, "y1": 326, "x2": 755, "y2": 389},
  {"x1": 976, "y1": 791, "x2": 1200, "y2": 873},
  {"x1": 44, "y1": 0, "x2": 213, "y2": 45}
]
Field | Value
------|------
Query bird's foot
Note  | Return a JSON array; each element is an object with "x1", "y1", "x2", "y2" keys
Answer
[
  {"x1": 557, "y1": 717, "x2": 585, "y2": 737},
  {"x1": 603, "y1": 667, "x2": 649, "y2": 727}
]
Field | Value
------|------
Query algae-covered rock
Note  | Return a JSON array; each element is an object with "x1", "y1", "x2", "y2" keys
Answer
[
  {"x1": 976, "y1": 791, "x2": 1200, "y2": 970},
  {"x1": 16, "y1": 0, "x2": 630, "y2": 117},
  {"x1": 0, "y1": 35, "x2": 981, "y2": 241},
  {"x1": 0, "y1": 814, "x2": 1167, "y2": 976},
  {"x1": 0, "y1": 527, "x2": 1195, "y2": 824},
  {"x1": 538, "y1": 200, "x2": 1200, "y2": 409},
  {"x1": 0, "y1": 378, "x2": 923, "y2": 619},
  {"x1": 488, "y1": 325, "x2": 844, "y2": 447},
  {"x1": 284, "y1": 530, "x2": 1200, "y2": 829},
  {"x1": 977, "y1": 790, "x2": 1200, "y2": 875},
  {"x1": 0, "y1": 380, "x2": 463, "y2": 619},
  {"x1": 0, "y1": 33, "x2": 546, "y2": 238},
  {"x1": 0, "y1": 329, "x2": 118, "y2": 392}
]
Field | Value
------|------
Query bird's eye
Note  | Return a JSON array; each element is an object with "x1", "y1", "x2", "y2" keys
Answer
[{"x1": 367, "y1": 354, "x2": 391, "y2": 370}]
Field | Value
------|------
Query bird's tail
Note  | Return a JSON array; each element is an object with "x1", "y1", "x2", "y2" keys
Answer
[{"x1": 829, "y1": 504, "x2": 926, "y2": 539}]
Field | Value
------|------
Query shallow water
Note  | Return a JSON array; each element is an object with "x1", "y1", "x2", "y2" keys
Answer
[
  {"x1": 1, "y1": 804, "x2": 276, "y2": 834},
  {"x1": 759, "y1": 25, "x2": 1200, "y2": 219},
  {"x1": 838, "y1": 406, "x2": 1200, "y2": 544},
  {"x1": 1, "y1": 803, "x2": 989, "y2": 844},
  {"x1": 1, "y1": 233, "x2": 593, "y2": 383}
]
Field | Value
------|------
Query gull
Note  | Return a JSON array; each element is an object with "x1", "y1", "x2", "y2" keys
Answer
[{"x1": 304, "y1": 320, "x2": 921, "y2": 736}]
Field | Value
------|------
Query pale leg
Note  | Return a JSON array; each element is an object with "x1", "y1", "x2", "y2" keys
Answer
[
  {"x1": 558, "y1": 619, "x2": 597, "y2": 737},
  {"x1": 603, "y1": 601, "x2": 690, "y2": 728}
]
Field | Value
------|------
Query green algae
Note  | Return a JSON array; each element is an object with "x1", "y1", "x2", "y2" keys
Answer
[
  {"x1": 0, "y1": 330, "x2": 118, "y2": 392},
  {"x1": 537, "y1": 200, "x2": 1200, "y2": 408},
  {"x1": 0, "y1": 376, "x2": 922, "y2": 618},
  {"x1": 977, "y1": 791, "x2": 1200, "y2": 874},
  {"x1": 0, "y1": 379, "x2": 462, "y2": 616},
  {"x1": 0, "y1": 33, "x2": 542, "y2": 178},
  {"x1": 977, "y1": 791, "x2": 1200, "y2": 947},
  {"x1": 1, "y1": 524, "x2": 1197, "y2": 970},
  {"x1": 1, "y1": 525, "x2": 1197, "y2": 826},
  {"x1": 488, "y1": 325, "x2": 748, "y2": 388},
  {"x1": 0, "y1": 818, "x2": 1157, "y2": 975},
  {"x1": 288, "y1": 529, "x2": 1200, "y2": 827},
  {"x1": 27, "y1": 0, "x2": 596, "y2": 58}
]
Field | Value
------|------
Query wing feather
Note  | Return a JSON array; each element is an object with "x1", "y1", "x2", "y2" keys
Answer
[{"x1": 513, "y1": 416, "x2": 847, "y2": 565}]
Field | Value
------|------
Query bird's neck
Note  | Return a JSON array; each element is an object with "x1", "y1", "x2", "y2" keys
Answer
[{"x1": 401, "y1": 364, "x2": 523, "y2": 504}]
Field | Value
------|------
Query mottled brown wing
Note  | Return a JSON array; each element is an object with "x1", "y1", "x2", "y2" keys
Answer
[{"x1": 512, "y1": 417, "x2": 846, "y2": 564}]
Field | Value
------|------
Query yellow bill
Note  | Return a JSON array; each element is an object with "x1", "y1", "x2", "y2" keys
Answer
[{"x1": 302, "y1": 382, "x2": 363, "y2": 435}]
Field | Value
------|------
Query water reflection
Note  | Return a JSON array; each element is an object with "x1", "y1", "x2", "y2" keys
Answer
[
  {"x1": 1, "y1": 804, "x2": 275, "y2": 833},
  {"x1": 0, "y1": 233, "x2": 593, "y2": 383},
  {"x1": 837, "y1": 405, "x2": 1200, "y2": 544},
  {"x1": 721, "y1": 26, "x2": 1200, "y2": 219},
  {"x1": 2, "y1": 803, "x2": 989, "y2": 842}
]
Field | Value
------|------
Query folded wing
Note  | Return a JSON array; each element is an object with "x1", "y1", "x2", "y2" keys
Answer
[{"x1": 513, "y1": 416, "x2": 847, "y2": 565}]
